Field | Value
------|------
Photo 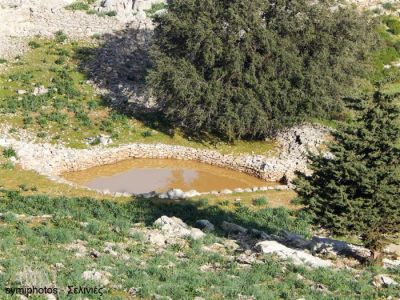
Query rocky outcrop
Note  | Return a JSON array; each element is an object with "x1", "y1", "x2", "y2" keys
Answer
[
  {"x1": 255, "y1": 240, "x2": 333, "y2": 268},
  {"x1": 0, "y1": 0, "x2": 157, "y2": 59}
]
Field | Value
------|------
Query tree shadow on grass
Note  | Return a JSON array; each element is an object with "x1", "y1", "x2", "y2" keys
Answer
[
  {"x1": 74, "y1": 27, "x2": 227, "y2": 144},
  {"x1": 74, "y1": 26, "x2": 175, "y2": 137}
]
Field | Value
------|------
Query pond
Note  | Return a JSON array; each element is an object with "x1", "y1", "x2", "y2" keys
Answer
[{"x1": 63, "y1": 159, "x2": 275, "y2": 194}]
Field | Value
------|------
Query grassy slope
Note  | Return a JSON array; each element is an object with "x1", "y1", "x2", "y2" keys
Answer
[{"x1": 0, "y1": 191, "x2": 399, "y2": 300}]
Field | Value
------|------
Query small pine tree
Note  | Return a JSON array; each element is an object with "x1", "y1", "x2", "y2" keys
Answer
[{"x1": 294, "y1": 92, "x2": 400, "y2": 262}]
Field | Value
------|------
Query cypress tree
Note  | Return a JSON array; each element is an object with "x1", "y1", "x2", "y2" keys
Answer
[
  {"x1": 295, "y1": 92, "x2": 400, "y2": 261},
  {"x1": 148, "y1": 0, "x2": 377, "y2": 140}
]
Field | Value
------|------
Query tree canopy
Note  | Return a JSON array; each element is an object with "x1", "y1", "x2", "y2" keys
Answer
[
  {"x1": 294, "y1": 92, "x2": 400, "y2": 258},
  {"x1": 148, "y1": 0, "x2": 377, "y2": 140}
]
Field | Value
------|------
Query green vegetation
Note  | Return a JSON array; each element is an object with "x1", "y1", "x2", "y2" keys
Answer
[
  {"x1": 2, "y1": 147, "x2": 16, "y2": 159},
  {"x1": 145, "y1": 2, "x2": 167, "y2": 18},
  {"x1": 149, "y1": 0, "x2": 376, "y2": 140},
  {"x1": 295, "y1": 92, "x2": 400, "y2": 261},
  {"x1": 0, "y1": 190, "x2": 398, "y2": 299},
  {"x1": 252, "y1": 197, "x2": 268, "y2": 207},
  {"x1": 65, "y1": 0, "x2": 116, "y2": 18}
]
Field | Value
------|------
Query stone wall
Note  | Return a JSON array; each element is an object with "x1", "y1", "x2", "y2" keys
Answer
[{"x1": 0, "y1": 124, "x2": 330, "y2": 186}]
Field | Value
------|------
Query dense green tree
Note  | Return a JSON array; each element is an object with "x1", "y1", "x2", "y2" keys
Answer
[
  {"x1": 294, "y1": 92, "x2": 400, "y2": 261},
  {"x1": 148, "y1": 0, "x2": 377, "y2": 140}
]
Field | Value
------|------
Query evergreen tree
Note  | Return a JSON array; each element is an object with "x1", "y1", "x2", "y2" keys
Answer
[
  {"x1": 295, "y1": 92, "x2": 400, "y2": 261},
  {"x1": 148, "y1": 0, "x2": 377, "y2": 140}
]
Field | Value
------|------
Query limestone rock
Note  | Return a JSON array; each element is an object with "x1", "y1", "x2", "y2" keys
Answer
[
  {"x1": 255, "y1": 240, "x2": 333, "y2": 268},
  {"x1": 154, "y1": 216, "x2": 205, "y2": 240},
  {"x1": 146, "y1": 231, "x2": 166, "y2": 246},
  {"x1": 82, "y1": 269, "x2": 111, "y2": 285},
  {"x1": 372, "y1": 274, "x2": 398, "y2": 288}
]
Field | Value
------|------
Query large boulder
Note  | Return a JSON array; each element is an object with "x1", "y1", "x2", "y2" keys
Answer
[
  {"x1": 154, "y1": 216, "x2": 205, "y2": 240},
  {"x1": 255, "y1": 240, "x2": 333, "y2": 268}
]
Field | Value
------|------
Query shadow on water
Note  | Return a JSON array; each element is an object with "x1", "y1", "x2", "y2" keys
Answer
[{"x1": 75, "y1": 26, "x2": 174, "y2": 137}]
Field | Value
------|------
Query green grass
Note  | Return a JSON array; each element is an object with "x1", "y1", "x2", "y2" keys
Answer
[
  {"x1": 0, "y1": 190, "x2": 398, "y2": 299},
  {"x1": 66, "y1": 0, "x2": 117, "y2": 18},
  {"x1": 145, "y1": 2, "x2": 167, "y2": 18}
]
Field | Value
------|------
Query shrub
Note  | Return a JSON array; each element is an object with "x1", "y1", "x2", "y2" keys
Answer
[
  {"x1": 148, "y1": 0, "x2": 377, "y2": 140},
  {"x1": 28, "y1": 41, "x2": 41, "y2": 49},
  {"x1": 66, "y1": 1, "x2": 89, "y2": 11},
  {"x1": 141, "y1": 130, "x2": 153, "y2": 138},
  {"x1": 3, "y1": 147, "x2": 17, "y2": 158},
  {"x1": 1, "y1": 161, "x2": 15, "y2": 170},
  {"x1": 253, "y1": 197, "x2": 268, "y2": 206},
  {"x1": 54, "y1": 30, "x2": 68, "y2": 43}
]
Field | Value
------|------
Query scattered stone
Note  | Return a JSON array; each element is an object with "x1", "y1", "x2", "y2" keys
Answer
[
  {"x1": 33, "y1": 85, "x2": 48, "y2": 95},
  {"x1": 195, "y1": 219, "x2": 215, "y2": 232},
  {"x1": 17, "y1": 89, "x2": 26, "y2": 95},
  {"x1": 82, "y1": 269, "x2": 111, "y2": 285},
  {"x1": 372, "y1": 274, "x2": 398, "y2": 288},
  {"x1": 220, "y1": 189, "x2": 233, "y2": 194},
  {"x1": 65, "y1": 240, "x2": 87, "y2": 257},
  {"x1": 235, "y1": 251, "x2": 257, "y2": 264},
  {"x1": 127, "y1": 287, "x2": 141, "y2": 296},
  {"x1": 255, "y1": 240, "x2": 333, "y2": 268}
]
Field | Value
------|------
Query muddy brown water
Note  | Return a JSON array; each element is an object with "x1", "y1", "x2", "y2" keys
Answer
[{"x1": 63, "y1": 159, "x2": 276, "y2": 194}]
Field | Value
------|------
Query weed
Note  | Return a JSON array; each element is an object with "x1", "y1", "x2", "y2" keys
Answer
[
  {"x1": 253, "y1": 197, "x2": 268, "y2": 206},
  {"x1": 1, "y1": 161, "x2": 15, "y2": 170},
  {"x1": 3, "y1": 147, "x2": 17, "y2": 158},
  {"x1": 28, "y1": 41, "x2": 41, "y2": 49},
  {"x1": 54, "y1": 30, "x2": 68, "y2": 43},
  {"x1": 141, "y1": 130, "x2": 153, "y2": 138}
]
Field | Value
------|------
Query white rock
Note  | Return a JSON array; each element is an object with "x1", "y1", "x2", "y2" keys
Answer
[
  {"x1": 373, "y1": 274, "x2": 398, "y2": 287},
  {"x1": 255, "y1": 240, "x2": 333, "y2": 268},
  {"x1": 146, "y1": 232, "x2": 166, "y2": 246},
  {"x1": 220, "y1": 189, "x2": 233, "y2": 194},
  {"x1": 82, "y1": 270, "x2": 111, "y2": 285},
  {"x1": 166, "y1": 189, "x2": 185, "y2": 199},
  {"x1": 154, "y1": 216, "x2": 204, "y2": 240},
  {"x1": 33, "y1": 85, "x2": 48, "y2": 95},
  {"x1": 383, "y1": 258, "x2": 400, "y2": 269}
]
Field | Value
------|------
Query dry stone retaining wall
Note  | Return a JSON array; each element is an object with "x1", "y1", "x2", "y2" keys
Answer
[{"x1": 0, "y1": 125, "x2": 329, "y2": 195}]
